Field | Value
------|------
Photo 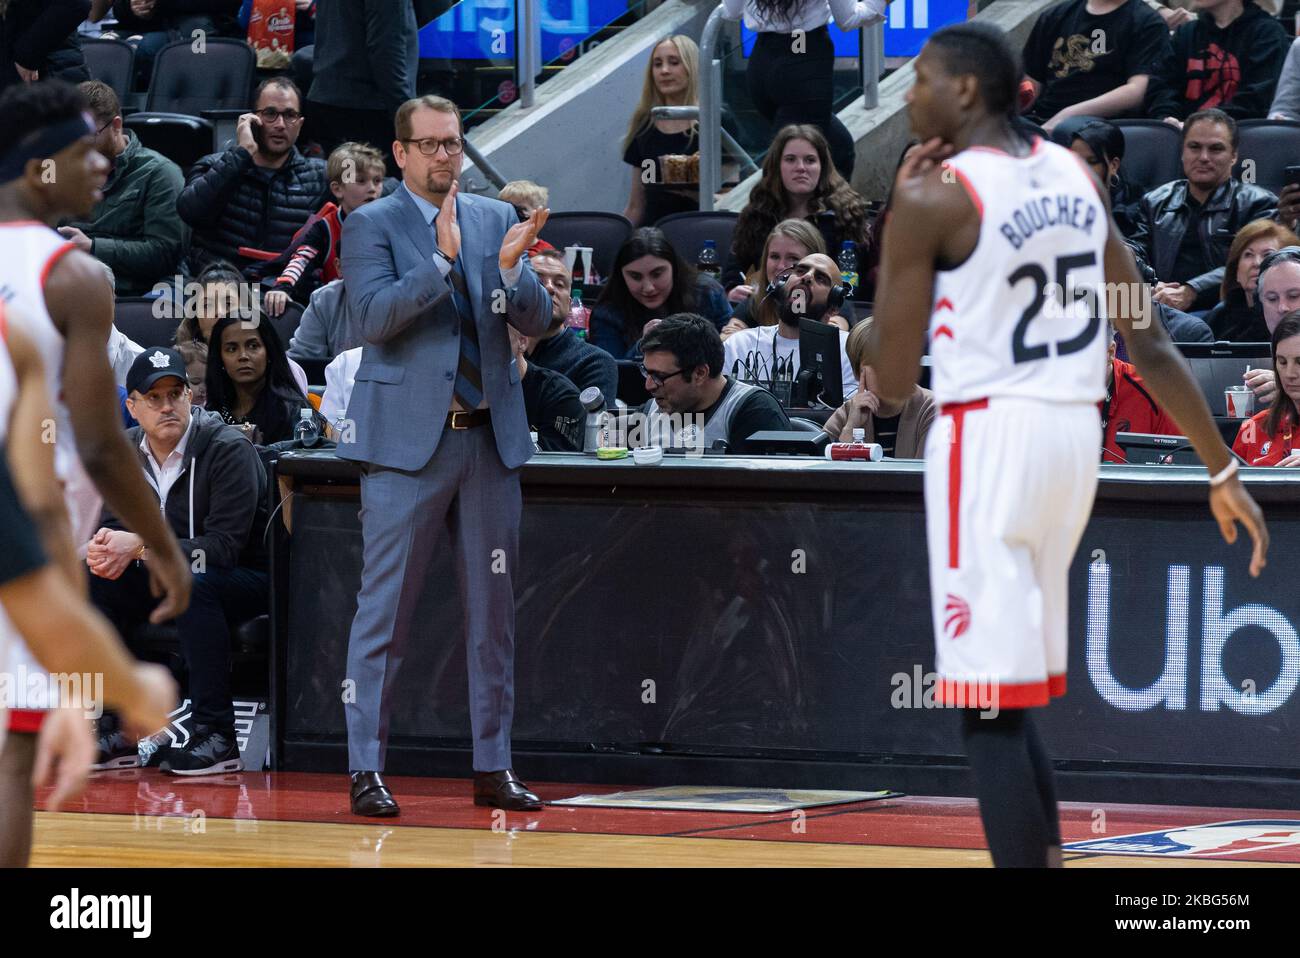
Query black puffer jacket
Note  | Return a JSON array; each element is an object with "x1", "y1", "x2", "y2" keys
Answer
[
  {"x1": 1128, "y1": 177, "x2": 1277, "y2": 309},
  {"x1": 177, "y1": 145, "x2": 328, "y2": 274}
]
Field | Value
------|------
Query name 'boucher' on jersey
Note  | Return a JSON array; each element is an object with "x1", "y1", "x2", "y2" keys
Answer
[{"x1": 929, "y1": 138, "x2": 1110, "y2": 408}]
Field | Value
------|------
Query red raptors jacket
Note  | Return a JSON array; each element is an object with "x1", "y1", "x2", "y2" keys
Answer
[
  {"x1": 1101, "y1": 359, "x2": 1180, "y2": 463},
  {"x1": 1232, "y1": 409, "x2": 1296, "y2": 466}
]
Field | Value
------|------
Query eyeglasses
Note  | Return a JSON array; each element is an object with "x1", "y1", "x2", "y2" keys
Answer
[
  {"x1": 94, "y1": 116, "x2": 114, "y2": 134},
  {"x1": 256, "y1": 108, "x2": 302, "y2": 126},
  {"x1": 638, "y1": 362, "x2": 686, "y2": 387},
  {"x1": 136, "y1": 385, "x2": 190, "y2": 410},
  {"x1": 403, "y1": 137, "x2": 464, "y2": 157}
]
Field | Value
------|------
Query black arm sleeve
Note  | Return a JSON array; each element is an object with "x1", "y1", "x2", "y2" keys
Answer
[{"x1": 0, "y1": 458, "x2": 46, "y2": 585}]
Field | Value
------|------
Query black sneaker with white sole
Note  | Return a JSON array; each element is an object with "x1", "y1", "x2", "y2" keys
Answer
[
  {"x1": 158, "y1": 727, "x2": 243, "y2": 776},
  {"x1": 91, "y1": 727, "x2": 140, "y2": 771}
]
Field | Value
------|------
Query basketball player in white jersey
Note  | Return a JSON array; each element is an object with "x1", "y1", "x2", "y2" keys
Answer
[
  {"x1": 865, "y1": 23, "x2": 1268, "y2": 867},
  {"x1": 0, "y1": 299, "x2": 175, "y2": 866},
  {"x1": 0, "y1": 81, "x2": 191, "y2": 861}
]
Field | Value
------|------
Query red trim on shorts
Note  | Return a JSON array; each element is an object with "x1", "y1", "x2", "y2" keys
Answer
[
  {"x1": 0, "y1": 300, "x2": 7, "y2": 342},
  {"x1": 39, "y1": 242, "x2": 77, "y2": 291},
  {"x1": 940, "y1": 398, "x2": 989, "y2": 569},
  {"x1": 8, "y1": 709, "x2": 46, "y2": 733},
  {"x1": 935, "y1": 673, "x2": 1066, "y2": 710},
  {"x1": 945, "y1": 165, "x2": 984, "y2": 219}
]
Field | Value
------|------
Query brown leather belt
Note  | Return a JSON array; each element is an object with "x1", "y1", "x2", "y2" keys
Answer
[{"x1": 446, "y1": 408, "x2": 492, "y2": 430}]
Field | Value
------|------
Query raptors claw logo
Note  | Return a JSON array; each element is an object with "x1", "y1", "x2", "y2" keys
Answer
[{"x1": 945, "y1": 593, "x2": 972, "y2": 639}]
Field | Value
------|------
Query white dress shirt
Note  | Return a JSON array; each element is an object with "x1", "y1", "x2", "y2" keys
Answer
[
  {"x1": 320, "y1": 347, "x2": 362, "y2": 428},
  {"x1": 141, "y1": 411, "x2": 195, "y2": 511},
  {"x1": 722, "y1": 0, "x2": 887, "y2": 33}
]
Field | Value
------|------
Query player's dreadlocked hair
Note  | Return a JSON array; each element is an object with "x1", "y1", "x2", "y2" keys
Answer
[
  {"x1": 0, "y1": 78, "x2": 88, "y2": 146},
  {"x1": 926, "y1": 21, "x2": 1022, "y2": 120}
]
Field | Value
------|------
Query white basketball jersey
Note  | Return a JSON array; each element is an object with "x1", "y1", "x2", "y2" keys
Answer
[
  {"x1": 0, "y1": 302, "x2": 15, "y2": 438},
  {"x1": 929, "y1": 139, "x2": 1110, "y2": 406},
  {"x1": 0, "y1": 223, "x2": 84, "y2": 713}
]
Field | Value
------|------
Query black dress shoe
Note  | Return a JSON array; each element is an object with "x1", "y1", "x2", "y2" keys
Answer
[
  {"x1": 350, "y1": 771, "x2": 400, "y2": 817},
  {"x1": 473, "y1": 769, "x2": 543, "y2": 810}
]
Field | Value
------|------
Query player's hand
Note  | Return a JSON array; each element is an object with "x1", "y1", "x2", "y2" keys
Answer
[
  {"x1": 728, "y1": 284, "x2": 755, "y2": 304},
  {"x1": 500, "y1": 205, "x2": 549, "y2": 272},
  {"x1": 1245, "y1": 367, "x2": 1277, "y2": 406},
  {"x1": 263, "y1": 289, "x2": 290, "y2": 317},
  {"x1": 436, "y1": 180, "x2": 461, "y2": 262},
  {"x1": 1209, "y1": 474, "x2": 1268, "y2": 578},
  {"x1": 236, "y1": 112, "x2": 262, "y2": 158},
  {"x1": 120, "y1": 663, "x2": 178, "y2": 740},
  {"x1": 896, "y1": 137, "x2": 955, "y2": 191},
  {"x1": 144, "y1": 539, "x2": 193, "y2": 624},
  {"x1": 33, "y1": 709, "x2": 94, "y2": 812}
]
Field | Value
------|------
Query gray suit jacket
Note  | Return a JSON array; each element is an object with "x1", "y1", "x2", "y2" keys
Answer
[{"x1": 338, "y1": 186, "x2": 551, "y2": 471}]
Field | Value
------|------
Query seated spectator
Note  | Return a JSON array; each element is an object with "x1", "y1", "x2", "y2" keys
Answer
[
  {"x1": 621, "y1": 35, "x2": 709, "y2": 227},
  {"x1": 177, "y1": 262, "x2": 312, "y2": 393},
  {"x1": 1101, "y1": 331, "x2": 1182, "y2": 462},
  {"x1": 261, "y1": 141, "x2": 385, "y2": 317},
  {"x1": 110, "y1": 0, "x2": 241, "y2": 90},
  {"x1": 58, "y1": 80, "x2": 185, "y2": 296},
  {"x1": 1269, "y1": 37, "x2": 1300, "y2": 119},
  {"x1": 722, "y1": 218, "x2": 827, "y2": 336},
  {"x1": 177, "y1": 77, "x2": 328, "y2": 274},
  {"x1": 1054, "y1": 116, "x2": 1141, "y2": 238},
  {"x1": 1242, "y1": 246, "x2": 1300, "y2": 406},
  {"x1": 727, "y1": 125, "x2": 870, "y2": 290},
  {"x1": 508, "y1": 325, "x2": 584, "y2": 452},
  {"x1": 635, "y1": 313, "x2": 790, "y2": 454},
  {"x1": 87, "y1": 346, "x2": 269, "y2": 774},
  {"x1": 722, "y1": 253, "x2": 859, "y2": 401},
  {"x1": 1, "y1": 0, "x2": 91, "y2": 89},
  {"x1": 1233, "y1": 312, "x2": 1299, "y2": 464},
  {"x1": 589, "y1": 227, "x2": 731, "y2": 360},
  {"x1": 498, "y1": 180, "x2": 557, "y2": 256},
  {"x1": 822, "y1": 318, "x2": 935, "y2": 457},
  {"x1": 1129, "y1": 109, "x2": 1277, "y2": 311},
  {"x1": 524, "y1": 247, "x2": 618, "y2": 407},
  {"x1": 1020, "y1": 0, "x2": 1169, "y2": 133},
  {"x1": 205, "y1": 313, "x2": 312, "y2": 444},
  {"x1": 1146, "y1": 0, "x2": 1290, "y2": 124},
  {"x1": 1206, "y1": 219, "x2": 1300, "y2": 341},
  {"x1": 176, "y1": 339, "x2": 208, "y2": 408}
]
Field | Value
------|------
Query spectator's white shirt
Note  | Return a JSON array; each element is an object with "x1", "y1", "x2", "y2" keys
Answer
[
  {"x1": 140, "y1": 411, "x2": 195, "y2": 509},
  {"x1": 320, "y1": 348, "x2": 362, "y2": 428},
  {"x1": 288, "y1": 357, "x2": 310, "y2": 396},
  {"x1": 723, "y1": 324, "x2": 858, "y2": 401},
  {"x1": 722, "y1": 0, "x2": 886, "y2": 33},
  {"x1": 108, "y1": 325, "x2": 145, "y2": 388}
]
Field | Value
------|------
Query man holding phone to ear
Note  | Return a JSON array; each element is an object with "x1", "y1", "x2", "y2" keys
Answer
[{"x1": 177, "y1": 76, "x2": 328, "y2": 275}]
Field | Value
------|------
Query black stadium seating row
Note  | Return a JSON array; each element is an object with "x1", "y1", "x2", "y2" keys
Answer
[
  {"x1": 1114, "y1": 118, "x2": 1300, "y2": 198},
  {"x1": 115, "y1": 296, "x2": 304, "y2": 351}
]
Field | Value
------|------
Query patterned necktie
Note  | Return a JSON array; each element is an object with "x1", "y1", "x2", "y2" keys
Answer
[{"x1": 433, "y1": 210, "x2": 482, "y2": 409}]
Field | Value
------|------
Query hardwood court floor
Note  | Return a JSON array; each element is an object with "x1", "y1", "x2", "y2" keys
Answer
[{"x1": 28, "y1": 771, "x2": 1300, "y2": 867}]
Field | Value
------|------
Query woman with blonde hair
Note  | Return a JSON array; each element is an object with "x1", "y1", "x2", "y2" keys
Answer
[
  {"x1": 621, "y1": 35, "x2": 703, "y2": 227},
  {"x1": 721, "y1": 218, "x2": 826, "y2": 338}
]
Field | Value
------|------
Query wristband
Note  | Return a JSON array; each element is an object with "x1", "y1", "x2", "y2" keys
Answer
[
  {"x1": 1209, "y1": 458, "x2": 1238, "y2": 488},
  {"x1": 434, "y1": 247, "x2": 456, "y2": 267}
]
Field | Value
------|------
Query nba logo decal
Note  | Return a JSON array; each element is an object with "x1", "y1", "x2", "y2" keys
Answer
[
  {"x1": 944, "y1": 594, "x2": 971, "y2": 639},
  {"x1": 1065, "y1": 820, "x2": 1300, "y2": 858}
]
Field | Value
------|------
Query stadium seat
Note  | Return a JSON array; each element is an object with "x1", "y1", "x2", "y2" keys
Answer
[
  {"x1": 115, "y1": 296, "x2": 180, "y2": 348},
  {"x1": 1234, "y1": 119, "x2": 1300, "y2": 197},
  {"x1": 788, "y1": 416, "x2": 825, "y2": 433},
  {"x1": 81, "y1": 38, "x2": 136, "y2": 105},
  {"x1": 1114, "y1": 120, "x2": 1184, "y2": 197},
  {"x1": 538, "y1": 212, "x2": 633, "y2": 284},
  {"x1": 123, "y1": 112, "x2": 215, "y2": 170},
  {"x1": 145, "y1": 38, "x2": 255, "y2": 116},
  {"x1": 654, "y1": 211, "x2": 739, "y2": 267}
]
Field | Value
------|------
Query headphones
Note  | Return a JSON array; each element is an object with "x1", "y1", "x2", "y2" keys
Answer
[{"x1": 764, "y1": 268, "x2": 854, "y2": 315}]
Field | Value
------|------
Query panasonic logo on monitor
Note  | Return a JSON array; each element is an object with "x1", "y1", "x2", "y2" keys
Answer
[{"x1": 1086, "y1": 563, "x2": 1300, "y2": 714}]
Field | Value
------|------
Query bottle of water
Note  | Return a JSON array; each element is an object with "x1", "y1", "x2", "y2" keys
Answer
[
  {"x1": 294, "y1": 407, "x2": 320, "y2": 447},
  {"x1": 838, "y1": 241, "x2": 859, "y2": 298},
  {"x1": 567, "y1": 287, "x2": 589, "y2": 340},
  {"x1": 697, "y1": 239, "x2": 720, "y2": 277}
]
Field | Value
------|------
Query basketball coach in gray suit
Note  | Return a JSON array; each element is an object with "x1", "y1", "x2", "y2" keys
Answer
[{"x1": 338, "y1": 94, "x2": 552, "y2": 815}]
